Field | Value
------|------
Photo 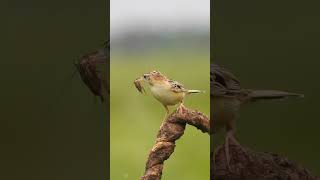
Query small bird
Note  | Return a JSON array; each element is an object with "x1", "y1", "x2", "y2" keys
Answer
[
  {"x1": 134, "y1": 70, "x2": 203, "y2": 118},
  {"x1": 74, "y1": 41, "x2": 109, "y2": 102},
  {"x1": 211, "y1": 63, "x2": 303, "y2": 169}
]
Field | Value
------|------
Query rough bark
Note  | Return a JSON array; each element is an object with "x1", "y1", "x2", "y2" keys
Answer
[
  {"x1": 212, "y1": 139, "x2": 320, "y2": 180},
  {"x1": 140, "y1": 106, "x2": 210, "y2": 180},
  {"x1": 140, "y1": 106, "x2": 319, "y2": 180}
]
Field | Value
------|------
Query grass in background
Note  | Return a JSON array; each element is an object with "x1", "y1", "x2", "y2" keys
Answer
[{"x1": 110, "y1": 53, "x2": 210, "y2": 180}]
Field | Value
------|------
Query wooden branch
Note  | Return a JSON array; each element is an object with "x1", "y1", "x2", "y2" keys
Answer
[
  {"x1": 140, "y1": 106, "x2": 319, "y2": 180},
  {"x1": 212, "y1": 135, "x2": 320, "y2": 180},
  {"x1": 140, "y1": 106, "x2": 210, "y2": 180}
]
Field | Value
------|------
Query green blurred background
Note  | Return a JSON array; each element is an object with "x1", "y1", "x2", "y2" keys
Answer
[
  {"x1": 213, "y1": 0, "x2": 320, "y2": 175},
  {"x1": 1, "y1": 0, "x2": 108, "y2": 179},
  {"x1": 110, "y1": 35, "x2": 210, "y2": 179}
]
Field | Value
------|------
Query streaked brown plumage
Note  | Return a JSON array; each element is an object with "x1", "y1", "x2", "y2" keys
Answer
[{"x1": 135, "y1": 70, "x2": 202, "y2": 118}]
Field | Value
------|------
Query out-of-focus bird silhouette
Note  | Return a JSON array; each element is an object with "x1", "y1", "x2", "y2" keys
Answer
[
  {"x1": 74, "y1": 41, "x2": 110, "y2": 102},
  {"x1": 211, "y1": 63, "x2": 303, "y2": 169}
]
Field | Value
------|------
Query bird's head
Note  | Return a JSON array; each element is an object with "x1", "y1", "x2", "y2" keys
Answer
[
  {"x1": 134, "y1": 70, "x2": 167, "y2": 94},
  {"x1": 142, "y1": 70, "x2": 167, "y2": 85}
]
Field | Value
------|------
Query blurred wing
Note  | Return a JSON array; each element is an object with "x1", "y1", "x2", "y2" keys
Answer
[
  {"x1": 87, "y1": 49, "x2": 107, "y2": 64},
  {"x1": 77, "y1": 60, "x2": 102, "y2": 96},
  {"x1": 82, "y1": 41, "x2": 109, "y2": 65},
  {"x1": 211, "y1": 64, "x2": 243, "y2": 97}
]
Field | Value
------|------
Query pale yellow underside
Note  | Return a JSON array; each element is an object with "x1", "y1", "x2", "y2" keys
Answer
[{"x1": 150, "y1": 83, "x2": 185, "y2": 106}]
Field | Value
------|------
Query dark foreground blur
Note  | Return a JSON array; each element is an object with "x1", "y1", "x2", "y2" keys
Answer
[{"x1": 213, "y1": 0, "x2": 320, "y2": 175}]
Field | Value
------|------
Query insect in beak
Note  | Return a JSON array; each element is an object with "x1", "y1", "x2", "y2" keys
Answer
[{"x1": 134, "y1": 77, "x2": 146, "y2": 94}]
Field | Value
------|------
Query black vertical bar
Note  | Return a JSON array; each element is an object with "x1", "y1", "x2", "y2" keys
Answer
[
  {"x1": 106, "y1": 0, "x2": 110, "y2": 179},
  {"x1": 210, "y1": 0, "x2": 214, "y2": 179}
]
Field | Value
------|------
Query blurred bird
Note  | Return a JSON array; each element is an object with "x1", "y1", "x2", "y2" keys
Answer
[
  {"x1": 134, "y1": 70, "x2": 203, "y2": 119},
  {"x1": 74, "y1": 41, "x2": 110, "y2": 102},
  {"x1": 211, "y1": 63, "x2": 303, "y2": 169}
]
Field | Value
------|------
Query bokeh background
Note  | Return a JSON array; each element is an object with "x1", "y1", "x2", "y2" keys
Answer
[
  {"x1": 1, "y1": 0, "x2": 108, "y2": 179},
  {"x1": 213, "y1": 0, "x2": 320, "y2": 175},
  {"x1": 110, "y1": 0, "x2": 210, "y2": 179}
]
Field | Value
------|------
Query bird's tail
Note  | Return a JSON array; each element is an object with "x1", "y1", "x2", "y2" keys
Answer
[
  {"x1": 187, "y1": 89, "x2": 205, "y2": 94},
  {"x1": 248, "y1": 90, "x2": 304, "y2": 101}
]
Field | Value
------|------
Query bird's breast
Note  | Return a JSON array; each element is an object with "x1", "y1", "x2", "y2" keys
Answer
[{"x1": 150, "y1": 84, "x2": 184, "y2": 106}]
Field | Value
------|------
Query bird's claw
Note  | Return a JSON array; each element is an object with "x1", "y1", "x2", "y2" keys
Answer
[{"x1": 176, "y1": 103, "x2": 187, "y2": 114}]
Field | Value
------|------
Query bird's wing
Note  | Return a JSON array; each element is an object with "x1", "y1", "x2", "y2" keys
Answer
[
  {"x1": 211, "y1": 64, "x2": 244, "y2": 98},
  {"x1": 168, "y1": 80, "x2": 187, "y2": 93},
  {"x1": 211, "y1": 64, "x2": 241, "y2": 90}
]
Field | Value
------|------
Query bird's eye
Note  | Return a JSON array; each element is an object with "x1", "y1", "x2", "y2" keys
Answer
[{"x1": 143, "y1": 74, "x2": 148, "y2": 79}]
